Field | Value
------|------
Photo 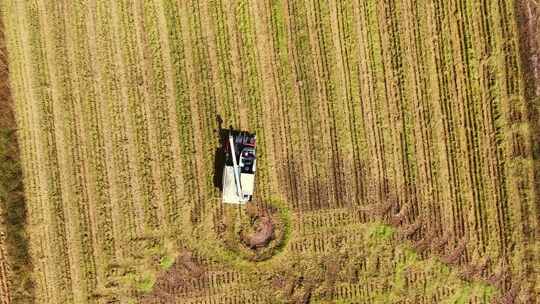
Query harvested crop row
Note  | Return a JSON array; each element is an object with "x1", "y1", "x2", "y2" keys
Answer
[
  {"x1": 159, "y1": 0, "x2": 200, "y2": 232},
  {"x1": 232, "y1": 0, "x2": 272, "y2": 201},
  {"x1": 1, "y1": 2, "x2": 47, "y2": 302},
  {"x1": 35, "y1": 2, "x2": 101, "y2": 302},
  {"x1": 266, "y1": 0, "x2": 308, "y2": 209},
  {"x1": 331, "y1": 0, "x2": 368, "y2": 207},
  {"x1": 151, "y1": 0, "x2": 186, "y2": 229},
  {"x1": 12, "y1": 2, "x2": 75, "y2": 302},
  {"x1": 177, "y1": 0, "x2": 218, "y2": 223}
]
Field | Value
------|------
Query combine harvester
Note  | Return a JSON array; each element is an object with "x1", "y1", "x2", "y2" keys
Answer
[{"x1": 222, "y1": 131, "x2": 257, "y2": 204}]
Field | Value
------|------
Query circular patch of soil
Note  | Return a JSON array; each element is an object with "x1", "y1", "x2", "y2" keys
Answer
[
  {"x1": 220, "y1": 200, "x2": 290, "y2": 261},
  {"x1": 240, "y1": 208, "x2": 275, "y2": 249}
]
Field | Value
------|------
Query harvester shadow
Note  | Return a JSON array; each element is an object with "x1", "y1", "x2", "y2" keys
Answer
[
  {"x1": 213, "y1": 134, "x2": 227, "y2": 191},
  {"x1": 213, "y1": 115, "x2": 228, "y2": 191}
]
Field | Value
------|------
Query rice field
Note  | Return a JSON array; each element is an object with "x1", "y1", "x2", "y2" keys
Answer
[{"x1": 0, "y1": 0, "x2": 538, "y2": 303}]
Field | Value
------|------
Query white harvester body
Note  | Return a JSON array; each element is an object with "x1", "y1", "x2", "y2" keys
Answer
[{"x1": 222, "y1": 132, "x2": 256, "y2": 204}]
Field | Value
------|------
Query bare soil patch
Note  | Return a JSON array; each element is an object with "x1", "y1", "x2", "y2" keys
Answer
[
  {"x1": 219, "y1": 200, "x2": 290, "y2": 262},
  {"x1": 0, "y1": 17, "x2": 33, "y2": 304},
  {"x1": 0, "y1": 24, "x2": 14, "y2": 130},
  {"x1": 516, "y1": 2, "x2": 540, "y2": 301},
  {"x1": 240, "y1": 204, "x2": 275, "y2": 249},
  {"x1": 517, "y1": 0, "x2": 540, "y2": 96},
  {"x1": 138, "y1": 251, "x2": 206, "y2": 303}
]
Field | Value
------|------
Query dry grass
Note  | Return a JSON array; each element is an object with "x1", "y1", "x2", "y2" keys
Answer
[{"x1": 0, "y1": 0, "x2": 538, "y2": 303}]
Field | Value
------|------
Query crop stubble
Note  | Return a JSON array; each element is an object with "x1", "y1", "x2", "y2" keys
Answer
[{"x1": 1, "y1": 0, "x2": 538, "y2": 303}]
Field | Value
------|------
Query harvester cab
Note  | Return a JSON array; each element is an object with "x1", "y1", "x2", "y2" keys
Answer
[{"x1": 222, "y1": 131, "x2": 257, "y2": 204}]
